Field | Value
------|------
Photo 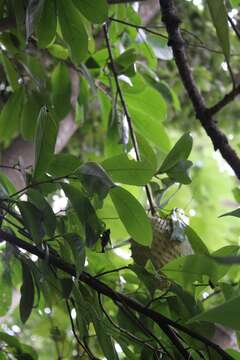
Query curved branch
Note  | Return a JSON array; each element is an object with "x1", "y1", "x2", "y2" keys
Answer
[
  {"x1": 0, "y1": 229, "x2": 232, "y2": 360},
  {"x1": 159, "y1": 0, "x2": 240, "y2": 180}
]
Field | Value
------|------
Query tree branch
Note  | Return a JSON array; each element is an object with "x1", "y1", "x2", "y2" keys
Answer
[
  {"x1": 158, "y1": 0, "x2": 240, "y2": 180},
  {"x1": 207, "y1": 84, "x2": 240, "y2": 116},
  {"x1": 0, "y1": 229, "x2": 233, "y2": 360}
]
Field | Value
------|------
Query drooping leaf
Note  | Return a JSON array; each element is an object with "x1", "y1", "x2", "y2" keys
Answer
[
  {"x1": 64, "y1": 233, "x2": 85, "y2": 278},
  {"x1": 188, "y1": 294, "x2": 240, "y2": 330},
  {"x1": 19, "y1": 261, "x2": 35, "y2": 323},
  {"x1": 36, "y1": 0, "x2": 57, "y2": 48},
  {"x1": 0, "y1": 52, "x2": 19, "y2": 91},
  {"x1": 77, "y1": 162, "x2": 114, "y2": 200},
  {"x1": 17, "y1": 201, "x2": 45, "y2": 244},
  {"x1": 110, "y1": 186, "x2": 152, "y2": 246},
  {"x1": 0, "y1": 272, "x2": 12, "y2": 316},
  {"x1": 185, "y1": 226, "x2": 209, "y2": 255},
  {"x1": 20, "y1": 92, "x2": 42, "y2": 140},
  {"x1": 167, "y1": 160, "x2": 193, "y2": 184},
  {"x1": 0, "y1": 87, "x2": 24, "y2": 145},
  {"x1": 62, "y1": 184, "x2": 103, "y2": 247},
  {"x1": 27, "y1": 188, "x2": 56, "y2": 237},
  {"x1": 73, "y1": 0, "x2": 108, "y2": 24},
  {"x1": 158, "y1": 133, "x2": 193, "y2": 173},
  {"x1": 58, "y1": 0, "x2": 88, "y2": 64},
  {"x1": 33, "y1": 106, "x2": 58, "y2": 179},
  {"x1": 48, "y1": 154, "x2": 81, "y2": 177},
  {"x1": 51, "y1": 63, "x2": 71, "y2": 120},
  {"x1": 207, "y1": 0, "x2": 230, "y2": 60}
]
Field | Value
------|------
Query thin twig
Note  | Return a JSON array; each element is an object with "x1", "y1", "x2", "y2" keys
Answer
[
  {"x1": 103, "y1": 22, "x2": 156, "y2": 215},
  {"x1": 94, "y1": 266, "x2": 129, "y2": 278}
]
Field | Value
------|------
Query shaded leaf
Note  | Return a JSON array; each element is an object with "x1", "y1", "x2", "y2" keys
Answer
[
  {"x1": 33, "y1": 106, "x2": 58, "y2": 179},
  {"x1": 64, "y1": 233, "x2": 85, "y2": 278},
  {"x1": 58, "y1": 0, "x2": 88, "y2": 64},
  {"x1": 219, "y1": 208, "x2": 240, "y2": 218},
  {"x1": 20, "y1": 261, "x2": 35, "y2": 323},
  {"x1": 0, "y1": 52, "x2": 19, "y2": 91},
  {"x1": 18, "y1": 201, "x2": 44, "y2": 244},
  {"x1": 48, "y1": 154, "x2": 81, "y2": 177},
  {"x1": 73, "y1": 0, "x2": 108, "y2": 24},
  {"x1": 158, "y1": 133, "x2": 193, "y2": 173},
  {"x1": 36, "y1": 0, "x2": 57, "y2": 48},
  {"x1": 51, "y1": 63, "x2": 71, "y2": 120},
  {"x1": 110, "y1": 186, "x2": 152, "y2": 246}
]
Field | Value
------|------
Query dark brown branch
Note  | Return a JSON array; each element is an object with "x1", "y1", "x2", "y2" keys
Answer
[
  {"x1": 159, "y1": 0, "x2": 240, "y2": 180},
  {"x1": 207, "y1": 84, "x2": 240, "y2": 116},
  {"x1": 0, "y1": 229, "x2": 233, "y2": 360}
]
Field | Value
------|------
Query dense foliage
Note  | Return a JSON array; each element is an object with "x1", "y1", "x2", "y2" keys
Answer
[{"x1": 1, "y1": 0, "x2": 240, "y2": 359}]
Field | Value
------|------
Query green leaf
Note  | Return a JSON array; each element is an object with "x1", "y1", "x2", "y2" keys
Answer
[
  {"x1": 33, "y1": 106, "x2": 58, "y2": 179},
  {"x1": 51, "y1": 63, "x2": 71, "y2": 120},
  {"x1": 0, "y1": 332, "x2": 21, "y2": 351},
  {"x1": 158, "y1": 133, "x2": 193, "y2": 173},
  {"x1": 0, "y1": 87, "x2": 24, "y2": 145},
  {"x1": 36, "y1": 0, "x2": 57, "y2": 48},
  {"x1": 93, "y1": 321, "x2": 119, "y2": 360},
  {"x1": 47, "y1": 44, "x2": 69, "y2": 60},
  {"x1": 27, "y1": 189, "x2": 56, "y2": 237},
  {"x1": 20, "y1": 92, "x2": 42, "y2": 140},
  {"x1": 77, "y1": 162, "x2": 114, "y2": 200},
  {"x1": 18, "y1": 201, "x2": 45, "y2": 244},
  {"x1": 185, "y1": 226, "x2": 209, "y2": 255},
  {"x1": 110, "y1": 186, "x2": 152, "y2": 246},
  {"x1": 0, "y1": 272, "x2": 12, "y2": 316},
  {"x1": 62, "y1": 184, "x2": 103, "y2": 247},
  {"x1": 167, "y1": 160, "x2": 193, "y2": 184},
  {"x1": 0, "y1": 52, "x2": 19, "y2": 91},
  {"x1": 188, "y1": 294, "x2": 240, "y2": 330},
  {"x1": 219, "y1": 208, "x2": 240, "y2": 218},
  {"x1": 58, "y1": 0, "x2": 88, "y2": 64},
  {"x1": 207, "y1": 0, "x2": 230, "y2": 60},
  {"x1": 102, "y1": 154, "x2": 156, "y2": 186},
  {"x1": 48, "y1": 154, "x2": 81, "y2": 177},
  {"x1": 64, "y1": 233, "x2": 85, "y2": 278},
  {"x1": 20, "y1": 261, "x2": 35, "y2": 323},
  {"x1": 73, "y1": 0, "x2": 108, "y2": 24}
]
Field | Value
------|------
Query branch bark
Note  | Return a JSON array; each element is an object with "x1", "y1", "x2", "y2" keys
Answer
[
  {"x1": 159, "y1": 0, "x2": 240, "y2": 180},
  {"x1": 0, "y1": 228, "x2": 233, "y2": 360}
]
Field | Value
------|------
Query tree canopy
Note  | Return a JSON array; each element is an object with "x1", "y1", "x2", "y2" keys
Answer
[{"x1": 1, "y1": 0, "x2": 240, "y2": 359}]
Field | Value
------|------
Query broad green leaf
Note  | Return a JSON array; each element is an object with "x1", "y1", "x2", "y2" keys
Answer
[
  {"x1": 185, "y1": 226, "x2": 209, "y2": 255},
  {"x1": 102, "y1": 154, "x2": 156, "y2": 186},
  {"x1": 93, "y1": 321, "x2": 119, "y2": 360},
  {"x1": 207, "y1": 0, "x2": 230, "y2": 60},
  {"x1": 0, "y1": 87, "x2": 24, "y2": 145},
  {"x1": 36, "y1": 0, "x2": 57, "y2": 48},
  {"x1": 48, "y1": 154, "x2": 81, "y2": 177},
  {"x1": 226, "y1": 349, "x2": 240, "y2": 359},
  {"x1": 114, "y1": 48, "x2": 137, "y2": 76},
  {"x1": 58, "y1": 0, "x2": 88, "y2": 64},
  {"x1": 188, "y1": 294, "x2": 240, "y2": 330},
  {"x1": 27, "y1": 189, "x2": 56, "y2": 237},
  {"x1": 219, "y1": 208, "x2": 240, "y2": 218},
  {"x1": 64, "y1": 233, "x2": 85, "y2": 278},
  {"x1": 0, "y1": 332, "x2": 21, "y2": 351},
  {"x1": 110, "y1": 186, "x2": 152, "y2": 246},
  {"x1": 20, "y1": 261, "x2": 35, "y2": 323},
  {"x1": 125, "y1": 86, "x2": 167, "y2": 123},
  {"x1": 62, "y1": 184, "x2": 103, "y2": 247},
  {"x1": 18, "y1": 201, "x2": 45, "y2": 244},
  {"x1": 51, "y1": 63, "x2": 71, "y2": 120},
  {"x1": 0, "y1": 52, "x2": 19, "y2": 91},
  {"x1": 158, "y1": 133, "x2": 193, "y2": 173},
  {"x1": 0, "y1": 172, "x2": 16, "y2": 196},
  {"x1": 20, "y1": 92, "x2": 42, "y2": 140},
  {"x1": 73, "y1": 0, "x2": 108, "y2": 24},
  {"x1": 162, "y1": 246, "x2": 239, "y2": 291},
  {"x1": 77, "y1": 162, "x2": 114, "y2": 200},
  {"x1": 167, "y1": 160, "x2": 193, "y2": 184},
  {"x1": 33, "y1": 106, "x2": 58, "y2": 179}
]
